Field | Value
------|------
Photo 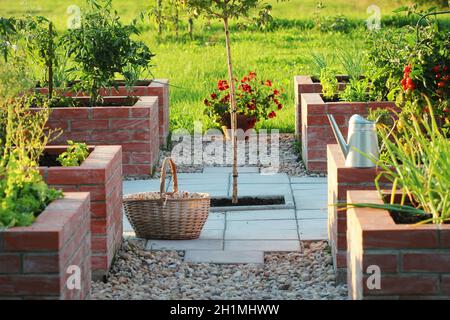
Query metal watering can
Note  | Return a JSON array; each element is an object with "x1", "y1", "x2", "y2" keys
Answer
[{"x1": 327, "y1": 114, "x2": 379, "y2": 168}]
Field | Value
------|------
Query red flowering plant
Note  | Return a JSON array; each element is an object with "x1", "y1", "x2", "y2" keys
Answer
[{"x1": 204, "y1": 71, "x2": 285, "y2": 128}]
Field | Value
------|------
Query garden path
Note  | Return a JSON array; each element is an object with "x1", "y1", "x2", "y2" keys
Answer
[{"x1": 123, "y1": 167, "x2": 327, "y2": 264}]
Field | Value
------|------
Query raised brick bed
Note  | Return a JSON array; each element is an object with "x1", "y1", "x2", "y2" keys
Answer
[
  {"x1": 39, "y1": 145, "x2": 123, "y2": 280},
  {"x1": 294, "y1": 75, "x2": 349, "y2": 139},
  {"x1": 36, "y1": 79, "x2": 170, "y2": 147},
  {"x1": 0, "y1": 193, "x2": 91, "y2": 300},
  {"x1": 42, "y1": 96, "x2": 160, "y2": 176},
  {"x1": 301, "y1": 93, "x2": 395, "y2": 172},
  {"x1": 327, "y1": 144, "x2": 392, "y2": 283},
  {"x1": 347, "y1": 190, "x2": 450, "y2": 300}
]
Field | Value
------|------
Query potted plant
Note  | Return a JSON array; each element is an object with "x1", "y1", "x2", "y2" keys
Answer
[
  {"x1": 346, "y1": 104, "x2": 450, "y2": 299},
  {"x1": 204, "y1": 71, "x2": 285, "y2": 139},
  {"x1": 0, "y1": 64, "x2": 92, "y2": 299}
]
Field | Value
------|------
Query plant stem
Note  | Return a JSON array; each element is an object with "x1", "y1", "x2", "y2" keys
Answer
[
  {"x1": 157, "y1": 0, "x2": 163, "y2": 35},
  {"x1": 48, "y1": 22, "x2": 53, "y2": 100},
  {"x1": 224, "y1": 17, "x2": 238, "y2": 204}
]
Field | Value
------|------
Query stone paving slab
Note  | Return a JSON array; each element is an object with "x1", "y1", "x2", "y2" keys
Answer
[
  {"x1": 290, "y1": 177, "x2": 327, "y2": 184},
  {"x1": 207, "y1": 212, "x2": 226, "y2": 221},
  {"x1": 203, "y1": 219, "x2": 225, "y2": 230},
  {"x1": 224, "y1": 240, "x2": 301, "y2": 252},
  {"x1": 225, "y1": 228, "x2": 299, "y2": 240},
  {"x1": 147, "y1": 240, "x2": 223, "y2": 251},
  {"x1": 237, "y1": 173, "x2": 290, "y2": 184},
  {"x1": 232, "y1": 184, "x2": 291, "y2": 196},
  {"x1": 298, "y1": 219, "x2": 328, "y2": 240},
  {"x1": 226, "y1": 210, "x2": 296, "y2": 221},
  {"x1": 184, "y1": 250, "x2": 264, "y2": 264},
  {"x1": 296, "y1": 209, "x2": 328, "y2": 220},
  {"x1": 295, "y1": 199, "x2": 328, "y2": 210},
  {"x1": 203, "y1": 167, "x2": 260, "y2": 174},
  {"x1": 123, "y1": 179, "x2": 169, "y2": 195},
  {"x1": 291, "y1": 184, "x2": 327, "y2": 191},
  {"x1": 227, "y1": 219, "x2": 298, "y2": 231}
]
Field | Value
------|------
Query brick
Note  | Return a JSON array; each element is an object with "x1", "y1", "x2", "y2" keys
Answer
[
  {"x1": 364, "y1": 230, "x2": 439, "y2": 249},
  {"x1": 442, "y1": 275, "x2": 450, "y2": 294},
  {"x1": 46, "y1": 120, "x2": 69, "y2": 130},
  {"x1": 50, "y1": 108, "x2": 89, "y2": 119},
  {"x1": 121, "y1": 143, "x2": 152, "y2": 153},
  {"x1": 23, "y1": 254, "x2": 59, "y2": 273},
  {"x1": 131, "y1": 131, "x2": 151, "y2": 141},
  {"x1": 362, "y1": 275, "x2": 439, "y2": 296},
  {"x1": 402, "y1": 253, "x2": 450, "y2": 272},
  {"x1": 131, "y1": 107, "x2": 151, "y2": 117},
  {"x1": 92, "y1": 237, "x2": 107, "y2": 252},
  {"x1": 130, "y1": 152, "x2": 152, "y2": 164},
  {"x1": 91, "y1": 202, "x2": 107, "y2": 218},
  {"x1": 71, "y1": 120, "x2": 109, "y2": 131},
  {"x1": 3, "y1": 232, "x2": 60, "y2": 251},
  {"x1": 47, "y1": 168, "x2": 105, "y2": 184},
  {"x1": 0, "y1": 275, "x2": 60, "y2": 296},
  {"x1": 123, "y1": 164, "x2": 153, "y2": 176},
  {"x1": 91, "y1": 131, "x2": 130, "y2": 142},
  {"x1": 363, "y1": 253, "x2": 398, "y2": 273},
  {"x1": 0, "y1": 254, "x2": 21, "y2": 273},
  {"x1": 109, "y1": 119, "x2": 151, "y2": 130},
  {"x1": 92, "y1": 108, "x2": 130, "y2": 118}
]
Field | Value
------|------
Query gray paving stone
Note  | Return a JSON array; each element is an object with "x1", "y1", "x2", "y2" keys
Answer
[
  {"x1": 296, "y1": 209, "x2": 328, "y2": 220},
  {"x1": 295, "y1": 198, "x2": 328, "y2": 210},
  {"x1": 123, "y1": 179, "x2": 169, "y2": 195},
  {"x1": 226, "y1": 210, "x2": 296, "y2": 221},
  {"x1": 208, "y1": 212, "x2": 226, "y2": 221},
  {"x1": 237, "y1": 174, "x2": 290, "y2": 184},
  {"x1": 227, "y1": 219, "x2": 298, "y2": 231},
  {"x1": 232, "y1": 184, "x2": 291, "y2": 196},
  {"x1": 225, "y1": 228, "x2": 299, "y2": 240},
  {"x1": 199, "y1": 229, "x2": 224, "y2": 240},
  {"x1": 290, "y1": 177, "x2": 327, "y2": 184},
  {"x1": 203, "y1": 167, "x2": 260, "y2": 174},
  {"x1": 147, "y1": 240, "x2": 223, "y2": 251},
  {"x1": 224, "y1": 240, "x2": 301, "y2": 252},
  {"x1": 204, "y1": 219, "x2": 225, "y2": 230},
  {"x1": 291, "y1": 184, "x2": 327, "y2": 191},
  {"x1": 184, "y1": 250, "x2": 264, "y2": 264},
  {"x1": 176, "y1": 173, "x2": 229, "y2": 180},
  {"x1": 298, "y1": 219, "x2": 328, "y2": 240}
]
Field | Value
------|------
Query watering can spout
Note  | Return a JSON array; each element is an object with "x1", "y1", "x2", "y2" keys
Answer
[{"x1": 327, "y1": 114, "x2": 349, "y2": 157}]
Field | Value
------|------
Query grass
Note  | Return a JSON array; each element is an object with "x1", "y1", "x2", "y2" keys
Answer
[{"x1": 2, "y1": 0, "x2": 448, "y2": 132}]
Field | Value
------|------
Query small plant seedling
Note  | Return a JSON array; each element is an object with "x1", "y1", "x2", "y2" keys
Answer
[{"x1": 57, "y1": 141, "x2": 89, "y2": 167}]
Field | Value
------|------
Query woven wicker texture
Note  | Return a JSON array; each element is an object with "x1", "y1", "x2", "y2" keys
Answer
[{"x1": 123, "y1": 158, "x2": 211, "y2": 240}]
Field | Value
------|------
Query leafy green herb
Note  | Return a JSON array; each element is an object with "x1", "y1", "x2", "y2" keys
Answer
[{"x1": 57, "y1": 141, "x2": 89, "y2": 167}]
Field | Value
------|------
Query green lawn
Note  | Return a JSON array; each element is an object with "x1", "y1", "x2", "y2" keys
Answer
[{"x1": 0, "y1": 0, "x2": 425, "y2": 132}]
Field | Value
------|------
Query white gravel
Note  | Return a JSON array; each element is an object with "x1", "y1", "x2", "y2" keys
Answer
[{"x1": 91, "y1": 239, "x2": 347, "y2": 300}]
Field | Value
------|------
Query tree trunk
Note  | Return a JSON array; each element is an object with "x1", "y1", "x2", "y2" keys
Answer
[
  {"x1": 188, "y1": 17, "x2": 194, "y2": 40},
  {"x1": 223, "y1": 18, "x2": 238, "y2": 204},
  {"x1": 48, "y1": 22, "x2": 53, "y2": 100},
  {"x1": 157, "y1": 0, "x2": 162, "y2": 35}
]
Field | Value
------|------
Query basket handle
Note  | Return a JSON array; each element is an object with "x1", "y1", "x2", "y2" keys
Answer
[{"x1": 160, "y1": 157, "x2": 178, "y2": 195}]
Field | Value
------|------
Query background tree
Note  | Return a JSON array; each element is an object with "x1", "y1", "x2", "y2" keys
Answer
[{"x1": 179, "y1": 0, "x2": 286, "y2": 203}]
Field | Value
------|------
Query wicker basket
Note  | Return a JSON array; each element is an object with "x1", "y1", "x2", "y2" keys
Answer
[{"x1": 123, "y1": 157, "x2": 210, "y2": 240}]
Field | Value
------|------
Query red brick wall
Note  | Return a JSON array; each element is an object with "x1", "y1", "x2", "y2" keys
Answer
[
  {"x1": 43, "y1": 96, "x2": 159, "y2": 176},
  {"x1": 0, "y1": 193, "x2": 91, "y2": 300},
  {"x1": 347, "y1": 190, "x2": 450, "y2": 300},
  {"x1": 301, "y1": 93, "x2": 396, "y2": 172},
  {"x1": 37, "y1": 79, "x2": 170, "y2": 147},
  {"x1": 327, "y1": 145, "x2": 391, "y2": 283},
  {"x1": 39, "y1": 146, "x2": 123, "y2": 280},
  {"x1": 294, "y1": 75, "x2": 348, "y2": 140}
]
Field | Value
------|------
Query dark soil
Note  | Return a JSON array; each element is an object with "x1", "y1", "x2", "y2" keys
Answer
[
  {"x1": 211, "y1": 196, "x2": 285, "y2": 207},
  {"x1": 39, "y1": 154, "x2": 61, "y2": 167},
  {"x1": 390, "y1": 210, "x2": 433, "y2": 224}
]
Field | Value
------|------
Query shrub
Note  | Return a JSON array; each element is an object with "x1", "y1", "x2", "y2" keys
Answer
[
  {"x1": 61, "y1": 0, "x2": 155, "y2": 106},
  {"x1": 57, "y1": 141, "x2": 89, "y2": 167}
]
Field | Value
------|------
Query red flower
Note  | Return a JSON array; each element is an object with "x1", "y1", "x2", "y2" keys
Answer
[
  {"x1": 218, "y1": 80, "x2": 229, "y2": 91},
  {"x1": 204, "y1": 99, "x2": 210, "y2": 106},
  {"x1": 211, "y1": 93, "x2": 218, "y2": 100},
  {"x1": 220, "y1": 94, "x2": 230, "y2": 103},
  {"x1": 248, "y1": 71, "x2": 257, "y2": 80},
  {"x1": 265, "y1": 80, "x2": 272, "y2": 87},
  {"x1": 273, "y1": 89, "x2": 280, "y2": 96},
  {"x1": 241, "y1": 76, "x2": 249, "y2": 83},
  {"x1": 241, "y1": 83, "x2": 252, "y2": 93},
  {"x1": 247, "y1": 103, "x2": 256, "y2": 110},
  {"x1": 268, "y1": 111, "x2": 276, "y2": 119},
  {"x1": 277, "y1": 104, "x2": 283, "y2": 110}
]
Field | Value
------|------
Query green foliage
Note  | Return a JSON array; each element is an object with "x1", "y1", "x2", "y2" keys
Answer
[
  {"x1": 339, "y1": 78, "x2": 373, "y2": 102},
  {"x1": 320, "y1": 67, "x2": 339, "y2": 100},
  {"x1": 0, "y1": 153, "x2": 63, "y2": 229},
  {"x1": 61, "y1": 0, "x2": 155, "y2": 106},
  {"x1": 373, "y1": 103, "x2": 450, "y2": 223},
  {"x1": 57, "y1": 141, "x2": 89, "y2": 167}
]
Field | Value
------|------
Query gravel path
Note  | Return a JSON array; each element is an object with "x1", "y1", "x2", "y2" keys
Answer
[
  {"x1": 92, "y1": 239, "x2": 347, "y2": 300},
  {"x1": 125, "y1": 134, "x2": 326, "y2": 180}
]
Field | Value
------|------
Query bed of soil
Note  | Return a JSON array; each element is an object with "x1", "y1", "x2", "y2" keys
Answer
[
  {"x1": 39, "y1": 154, "x2": 62, "y2": 167},
  {"x1": 390, "y1": 210, "x2": 433, "y2": 224},
  {"x1": 211, "y1": 196, "x2": 285, "y2": 207}
]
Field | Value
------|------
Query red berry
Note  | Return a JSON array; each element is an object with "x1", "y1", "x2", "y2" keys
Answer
[
  {"x1": 433, "y1": 66, "x2": 441, "y2": 73},
  {"x1": 436, "y1": 74, "x2": 442, "y2": 79},
  {"x1": 404, "y1": 65, "x2": 412, "y2": 74},
  {"x1": 438, "y1": 81, "x2": 446, "y2": 88},
  {"x1": 401, "y1": 78, "x2": 407, "y2": 86},
  {"x1": 406, "y1": 78, "x2": 414, "y2": 86},
  {"x1": 443, "y1": 66, "x2": 448, "y2": 72},
  {"x1": 408, "y1": 83, "x2": 415, "y2": 91}
]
